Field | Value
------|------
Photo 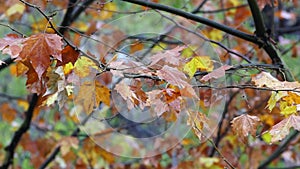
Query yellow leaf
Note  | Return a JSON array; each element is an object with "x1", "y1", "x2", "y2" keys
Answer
[
  {"x1": 5, "y1": 3, "x2": 25, "y2": 17},
  {"x1": 279, "y1": 101, "x2": 297, "y2": 116},
  {"x1": 181, "y1": 45, "x2": 198, "y2": 58},
  {"x1": 203, "y1": 29, "x2": 224, "y2": 42},
  {"x1": 183, "y1": 56, "x2": 213, "y2": 78},
  {"x1": 152, "y1": 43, "x2": 167, "y2": 52},
  {"x1": 262, "y1": 132, "x2": 272, "y2": 143},
  {"x1": 95, "y1": 81, "x2": 110, "y2": 106},
  {"x1": 267, "y1": 91, "x2": 287, "y2": 111},
  {"x1": 74, "y1": 56, "x2": 99, "y2": 77},
  {"x1": 74, "y1": 81, "x2": 110, "y2": 114},
  {"x1": 63, "y1": 62, "x2": 74, "y2": 75},
  {"x1": 199, "y1": 157, "x2": 220, "y2": 168}
]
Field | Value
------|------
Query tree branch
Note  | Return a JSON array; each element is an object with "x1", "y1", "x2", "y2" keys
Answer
[
  {"x1": 1, "y1": 94, "x2": 38, "y2": 169},
  {"x1": 258, "y1": 130, "x2": 299, "y2": 169},
  {"x1": 121, "y1": 0, "x2": 259, "y2": 44}
]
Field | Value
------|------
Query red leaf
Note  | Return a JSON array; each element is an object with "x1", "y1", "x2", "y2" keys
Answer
[
  {"x1": 19, "y1": 33, "x2": 63, "y2": 79},
  {"x1": 56, "y1": 45, "x2": 79, "y2": 66}
]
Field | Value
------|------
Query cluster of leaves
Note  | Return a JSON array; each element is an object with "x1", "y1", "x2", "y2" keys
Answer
[{"x1": 0, "y1": 0, "x2": 300, "y2": 169}]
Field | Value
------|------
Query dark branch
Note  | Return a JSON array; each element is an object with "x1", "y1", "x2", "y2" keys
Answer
[
  {"x1": 121, "y1": 0, "x2": 259, "y2": 44},
  {"x1": 258, "y1": 130, "x2": 299, "y2": 169},
  {"x1": 1, "y1": 94, "x2": 38, "y2": 169},
  {"x1": 0, "y1": 58, "x2": 14, "y2": 71}
]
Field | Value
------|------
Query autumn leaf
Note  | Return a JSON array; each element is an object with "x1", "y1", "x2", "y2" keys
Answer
[
  {"x1": 279, "y1": 101, "x2": 297, "y2": 116},
  {"x1": 0, "y1": 34, "x2": 24, "y2": 59},
  {"x1": 74, "y1": 80, "x2": 110, "y2": 114},
  {"x1": 114, "y1": 80, "x2": 138, "y2": 110},
  {"x1": 56, "y1": 45, "x2": 79, "y2": 66},
  {"x1": 149, "y1": 46, "x2": 186, "y2": 68},
  {"x1": 19, "y1": 33, "x2": 63, "y2": 79},
  {"x1": 183, "y1": 56, "x2": 213, "y2": 78},
  {"x1": 146, "y1": 89, "x2": 169, "y2": 116},
  {"x1": 201, "y1": 65, "x2": 232, "y2": 82},
  {"x1": 252, "y1": 72, "x2": 300, "y2": 90},
  {"x1": 231, "y1": 114, "x2": 261, "y2": 142},
  {"x1": 73, "y1": 56, "x2": 100, "y2": 77},
  {"x1": 157, "y1": 65, "x2": 189, "y2": 88},
  {"x1": 268, "y1": 115, "x2": 300, "y2": 142},
  {"x1": 266, "y1": 91, "x2": 287, "y2": 111}
]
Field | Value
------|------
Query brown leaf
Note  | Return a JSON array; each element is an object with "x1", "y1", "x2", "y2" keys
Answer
[
  {"x1": 252, "y1": 72, "x2": 300, "y2": 91},
  {"x1": 114, "y1": 80, "x2": 137, "y2": 110},
  {"x1": 231, "y1": 114, "x2": 261, "y2": 142},
  {"x1": 19, "y1": 33, "x2": 63, "y2": 79},
  {"x1": 149, "y1": 46, "x2": 185, "y2": 69},
  {"x1": 269, "y1": 115, "x2": 300, "y2": 142},
  {"x1": 157, "y1": 65, "x2": 189, "y2": 88}
]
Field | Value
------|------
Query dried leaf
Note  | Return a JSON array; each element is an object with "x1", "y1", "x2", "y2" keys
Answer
[
  {"x1": 231, "y1": 114, "x2": 261, "y2": 142},
  {"x1": 201, "y1": 65, "x2": 232, "y2": 82},
  {"x1": 252, "y1": 72, "x2": 300, "y2": 91},
  {"x1": 157, "y1": 65, "x2": 189, "y2": 88},
  {"x1": 268, "y1": 115, "x2": 300, "y2": 142},
  {"x1": 149, "y1": 46, "x2": 186, "y2": 68}
]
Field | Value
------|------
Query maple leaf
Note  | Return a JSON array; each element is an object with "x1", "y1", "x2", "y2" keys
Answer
[
  {"x1": 19, "y1": 33, "x2": 63, "y2": 79},
  {"x1": 0, "y1": 34, "x2": 24, "y2": 58},
  {"x1": 183, "y1": 56, "x2": 213, "y2": 78},
  {"x1": 268, "y1": 115, "x2": 300, "y2": 142},
  {"x1": 266, "y1": 91, "x2": 288, "y2": 111},
  {"x1": 74, "y1": 80, "x2": 110, "y2": 114},
  {"x1": 114, "y1": 80, "x2": 138, "y2": 110},
  {"x1": 74, "y1": 56, "x2": 100, "y2": 77},
  {"x1": 231, "y1": 114, "x2": 261, "y2": 142},
  {"x1": 146, "y1": 89, "x2": 169, "y2": 116},
  {"x1": 149, "y1": 46, "x2": 186, "y2": 68},
  {"x1": 279, "y1": 101, "x2": 297, "y2": 116},
  {"x1": 252, "y1": 72, "x2": 300, "y2": 91},
  {"x1": 157, "y1": 65, "x2": 189, "y2": 88},
  {"x1": 56, "y1": 45, "x2": 79, "y2": 66},
  {"x1": 201, "y1": 65, "x2": 232, "y2": 82}
]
